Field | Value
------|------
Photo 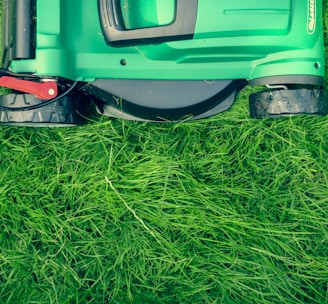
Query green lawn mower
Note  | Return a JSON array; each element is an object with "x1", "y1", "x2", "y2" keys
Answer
[{"x1": 0, "y1": 0, "x2": 327, "y2": 126}]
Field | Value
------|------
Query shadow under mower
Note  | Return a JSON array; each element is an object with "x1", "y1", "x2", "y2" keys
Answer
[{"x1": 0, "y1": 0, "x2": 326, "y2": 126}]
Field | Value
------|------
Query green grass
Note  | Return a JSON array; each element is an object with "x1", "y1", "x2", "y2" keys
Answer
[{"x1": 0, "y1": 3, "x2": 328, "y2": 304}]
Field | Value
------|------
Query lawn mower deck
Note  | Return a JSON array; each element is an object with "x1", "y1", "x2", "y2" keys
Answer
[{"x1": 0, "y1": 0, "x2": 326, "y2": 126}]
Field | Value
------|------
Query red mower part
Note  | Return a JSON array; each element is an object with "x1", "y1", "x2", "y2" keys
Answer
[{"x1": 0, "y1": 76, "x2": 58, "y2": 100}]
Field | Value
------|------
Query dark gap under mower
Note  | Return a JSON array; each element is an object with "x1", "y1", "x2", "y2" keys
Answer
[{"x1": 0, "y1": 0, "x2": 327, "y2": 126}]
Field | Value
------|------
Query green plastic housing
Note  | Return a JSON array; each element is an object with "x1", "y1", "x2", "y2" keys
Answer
[
  {"x1": 8, "y1": 0, "x2": 326, "y2": 84},
  {"x1": 120, "y1": 0, "x2": 176, "y2": 29}
]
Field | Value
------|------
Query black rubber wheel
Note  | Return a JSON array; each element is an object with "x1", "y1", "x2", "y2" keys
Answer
[
  {"x1": 0, "y1": 94, "x2": 87, "y2": 127},
  {"x1": 249, "y1": 88, "x2": 328, "y2": 118}
]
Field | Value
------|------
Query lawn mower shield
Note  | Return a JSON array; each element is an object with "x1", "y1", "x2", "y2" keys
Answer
[{"x1": 0, "y1": 0, "x2": 326, "y2": 125}]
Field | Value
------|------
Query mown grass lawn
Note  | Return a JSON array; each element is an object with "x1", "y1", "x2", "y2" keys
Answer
[{"x1": 0, "y1": 2, "x2": 328, "y2": 304}]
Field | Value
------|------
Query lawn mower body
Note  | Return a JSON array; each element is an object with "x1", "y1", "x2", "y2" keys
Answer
[{"x1": 0, "y1": 0, "x2": 326, "y2": 125}]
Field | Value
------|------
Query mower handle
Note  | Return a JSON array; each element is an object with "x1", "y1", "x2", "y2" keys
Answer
[{"x1": 98, "y1": 0, "x2": 198, "y2": 46}]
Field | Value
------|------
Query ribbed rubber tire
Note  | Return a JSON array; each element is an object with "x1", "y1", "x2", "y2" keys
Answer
[
  {"x1": 249, "y1": 88, "x2": 328, "y2": 118},
  {"x1": 0, "y1": 94, "x2": 86, "y2": 127}
]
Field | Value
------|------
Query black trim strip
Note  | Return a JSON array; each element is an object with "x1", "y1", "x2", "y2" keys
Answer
[{"x1": 250, "y1": 75, "x2": 324, "y2": 87}]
